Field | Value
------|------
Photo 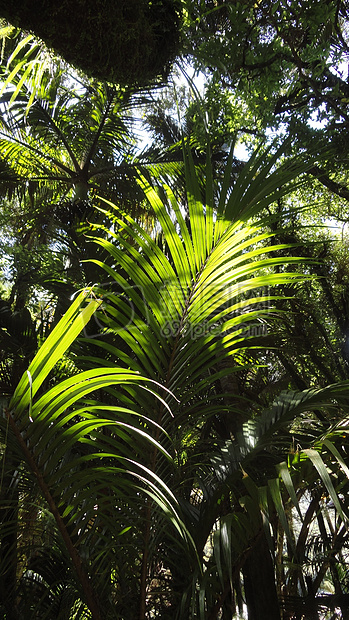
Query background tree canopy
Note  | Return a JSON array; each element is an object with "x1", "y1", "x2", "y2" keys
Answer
[
  {"x1": 1, "y1": 2, "x2": 349, "y2": 620},
  {"x1": 0, "y1": 0, "x2": 181, "y2": 85},
  {"x1": 182, "y1": 0, "x2": 349, "y2": 207}
]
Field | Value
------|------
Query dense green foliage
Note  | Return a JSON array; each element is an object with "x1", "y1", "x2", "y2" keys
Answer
[
  {"x1": 182, "y1": 0, "x2": 349, "y2": 208},
  {"x1": 1, "y1": 3, "x2": 349, "y2": 620},
  {"x1": 0, "y1": 0, "x2": 180, "y2": 85},
  {"x1": 184, "y1": 0, "x2": 348, "y2": 131}
]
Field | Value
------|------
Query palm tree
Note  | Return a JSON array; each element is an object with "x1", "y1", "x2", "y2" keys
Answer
[
  {"x1": 0, "y1": 69, "x2": 154, "y2": 314},
  {"x1": 0, "y1": 75, "x2": 143, "y2": 209},
  {"x1": 80, "y1": 143, "x2": 349, "y2": 619},
  {"x1": 2, "y1": 128, "x2": 349, "y2": 620}
]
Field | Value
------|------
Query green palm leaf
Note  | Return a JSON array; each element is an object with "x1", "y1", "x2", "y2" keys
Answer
[
  {"x1": 2, "y1": 288, "x2": 190, "y2": 620},
  {"x1": 90, "y1": 147, "x2": 313, "y2": 404}
]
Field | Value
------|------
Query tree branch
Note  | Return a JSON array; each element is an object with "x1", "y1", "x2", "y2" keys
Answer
[{"x1": 309, "y1": 165, "x2": 349, "y2": 202}]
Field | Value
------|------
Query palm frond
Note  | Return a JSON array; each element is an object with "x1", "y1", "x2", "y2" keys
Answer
[
  {"x1": 1, "y1": 287, "x2": 191, "y2": 619},
  {"x1": 77, "y1": 143, "x2": 326, "y2": 617}
]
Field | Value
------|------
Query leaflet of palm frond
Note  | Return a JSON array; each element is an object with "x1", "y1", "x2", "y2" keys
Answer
[
  {"x1": 0, "y1": 301, "x2": 36, "y2": 350},
  {"x1": 281, "y1": 593, "x2": 349, "y2": 617},
  {"x1": 0, "y1": 302, "x2": 37, "y2": 395},
  {"x1": 254, "y1": 382, "x2": 349, "y2": 450}
]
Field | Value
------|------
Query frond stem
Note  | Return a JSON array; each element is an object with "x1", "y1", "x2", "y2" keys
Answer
[{"x1": 5, "y1": 408, "x2": 102, "y2": 620}]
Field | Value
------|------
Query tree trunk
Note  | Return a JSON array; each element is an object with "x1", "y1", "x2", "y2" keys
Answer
[
  {"x1": 243, "y1": 533, "x2": 281, "y2": 620},
  {"x1": 0, "y1": 467, "x2": 19, "y2": 620}
]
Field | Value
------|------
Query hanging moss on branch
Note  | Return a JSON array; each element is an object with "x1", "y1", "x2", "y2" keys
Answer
[{"x1": 0, "y1": 0, "x2": 181, "y2": 85}]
